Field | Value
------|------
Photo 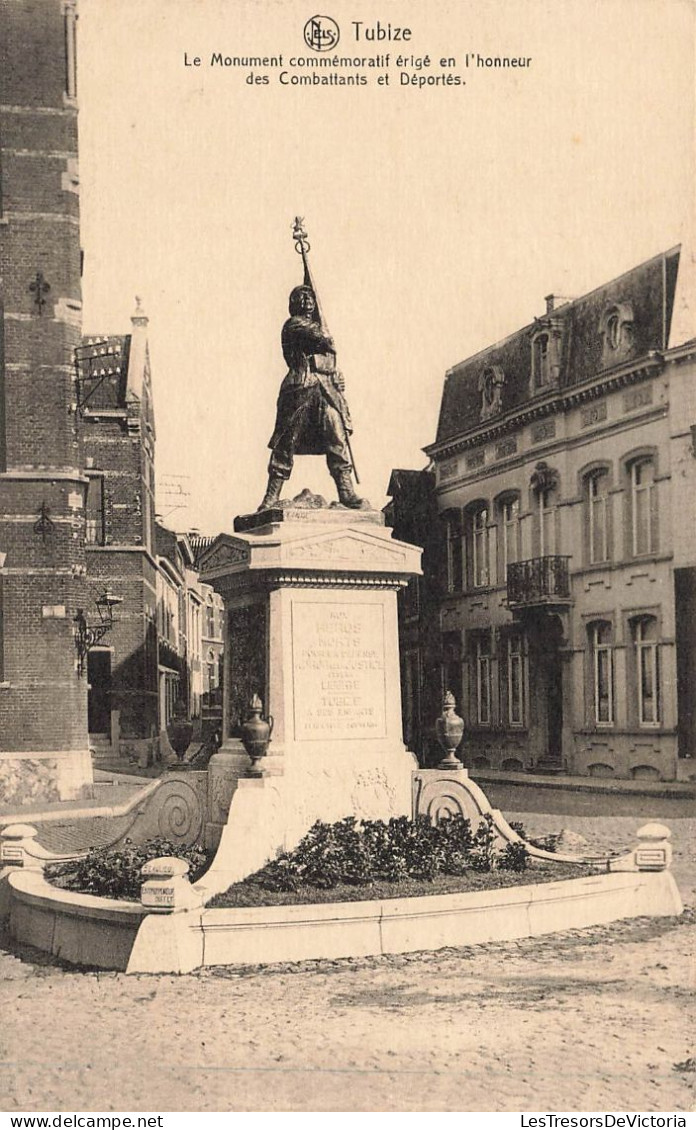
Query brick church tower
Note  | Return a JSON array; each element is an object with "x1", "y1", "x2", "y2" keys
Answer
[{"x1": 0, "y1": 0, "x2": 92, "y2": 803}]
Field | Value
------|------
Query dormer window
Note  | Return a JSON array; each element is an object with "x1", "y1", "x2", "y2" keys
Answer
[
  {"x1": 606, "y1": 312, "x2": 620, "y2": 350},
  {"x1": 600, "y1": 302, "x2": 634, "y2": 367},
  {"x1": 530, "y1": 316, "x2": 563, "y2": 394},
  {"x1": 479, "y1": 365, "x2": 505, "y2": 421},
  {"x1": 533, "y1": 334, "x2": 550, "y2": 388}
]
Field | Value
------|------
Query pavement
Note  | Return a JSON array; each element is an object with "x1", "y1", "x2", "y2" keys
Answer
[
  {"x1": 0, "y1": 771, "x2": 152, "y2": 823},
  {"x1": 0, "y1": 808, "x2": 693, "y2": 1112},
  {"x1": 479, "y1": 773, "x2": 696, "y2": 819},
  {"x1": 0, "y1": 772, "x2": 156, "y2": 856}
]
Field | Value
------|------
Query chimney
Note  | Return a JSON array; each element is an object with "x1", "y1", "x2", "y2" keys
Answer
[{"x1": 545, "y1": 294, "x2": 556, "y2": 315}]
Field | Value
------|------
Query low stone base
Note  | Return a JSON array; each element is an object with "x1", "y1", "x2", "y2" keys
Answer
[
  {"x1": 199, "y1": 742, "x2": 417, "y2": 898},
  {"x1": 130, "y1": 868, "x2": 683, "y2": 974},
  {"x1": 0, "y1": 749, "x2": 93, "y2": 808}
]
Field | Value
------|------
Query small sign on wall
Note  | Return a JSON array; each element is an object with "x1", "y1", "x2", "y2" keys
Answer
[{"x1": 42, "y1": 605, "x2": 67, "y2": 619}]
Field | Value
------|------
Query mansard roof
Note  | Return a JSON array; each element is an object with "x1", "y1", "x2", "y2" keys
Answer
[{"x1": 433, "y1": 246, "x2": 680, "y2": 448}]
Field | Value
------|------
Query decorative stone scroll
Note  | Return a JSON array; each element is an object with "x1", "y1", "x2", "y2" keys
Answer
[{"x1": 412, "y1": 770, "x2": 489, "y2": 826}]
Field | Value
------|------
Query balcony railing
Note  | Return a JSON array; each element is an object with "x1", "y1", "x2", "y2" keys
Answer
[{"x1": 507, "y1": 556, "x2": 572, "y2": 608}]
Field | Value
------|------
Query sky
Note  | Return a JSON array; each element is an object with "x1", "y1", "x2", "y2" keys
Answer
[{"x1": 76, "y1": 0, "x2": 694, "y2": 534}]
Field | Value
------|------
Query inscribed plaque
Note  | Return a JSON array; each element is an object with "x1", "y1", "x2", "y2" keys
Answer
[{"x1": 291, "y1": 601, "x2": 387, "y2": 742}]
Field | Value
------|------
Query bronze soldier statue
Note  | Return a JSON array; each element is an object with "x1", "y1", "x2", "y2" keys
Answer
[{"x1": 258, "y1": 221, "x2": 364, "y2": 511}]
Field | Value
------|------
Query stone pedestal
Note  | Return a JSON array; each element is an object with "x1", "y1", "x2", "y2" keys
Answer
[{"x1": 198, "y1": 506, "x2": 421, "y2": 884}]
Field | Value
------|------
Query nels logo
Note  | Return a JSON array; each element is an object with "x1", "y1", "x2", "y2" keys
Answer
[{"x1": 303, "y1": 15, "x2": 340, "y2": 52}]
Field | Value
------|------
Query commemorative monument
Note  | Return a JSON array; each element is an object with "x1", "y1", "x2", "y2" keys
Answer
[{"x1": 199, "y1": 220, "x2": 422, "y2": 881}]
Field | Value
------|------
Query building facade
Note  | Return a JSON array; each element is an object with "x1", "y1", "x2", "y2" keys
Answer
[
  {"x1": 77, "y1": 309, "x2": 159, "y2": 760},
  {"x1": 0, "y1": 0, "x2": 93, "y2": 803},
  {"x1": 155, "y1": 527, "x2": 224, "y2": 742},
  {"x1": 154, "y1": 523, "x2": 190, "y2": 734},
  {"x1": 401, "y1": 247, "x2": 695, "y2": 782},
  {"x1": 189, "y1": 533, "x2": 224, "y2": 738},
  {"x1": 384, "y1": 469, "x2": 443, "y2": 765}
]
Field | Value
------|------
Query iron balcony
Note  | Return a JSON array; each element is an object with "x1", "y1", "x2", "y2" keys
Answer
[{"x1": 506, "y1": 556, "x2": 572, "y2": 609}]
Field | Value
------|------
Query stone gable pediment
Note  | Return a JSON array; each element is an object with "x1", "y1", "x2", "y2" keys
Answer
[
  {"x1": 282, "y1": 530, "x2": 408, "y2": 568},
  {"x1": 199, "y1": 537, "x2": 249, "y2": 573}
]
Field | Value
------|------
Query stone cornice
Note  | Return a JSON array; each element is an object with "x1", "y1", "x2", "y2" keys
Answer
[
  {"x1": 0, "y1": 470, "x2": 88, "y2": 483},
  {"x1": 210, "y1": 569, "x2": 410, "y2": 592},
  {"x1": 665, "y1": 340, "x2": 696, "y2": 365},
  {"x1": 425, "y1": 354, "x2": 664, "y2": 461}
]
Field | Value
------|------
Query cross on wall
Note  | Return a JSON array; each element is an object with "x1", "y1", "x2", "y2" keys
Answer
[{"x1": 29, "y1": 271, "x2": 50, "y2": 314}]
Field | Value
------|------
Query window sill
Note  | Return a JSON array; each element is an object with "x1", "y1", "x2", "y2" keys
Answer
[
  {"x1": 576, "y1": 726, "x2": 677, "y2": 737},
  {"x1": 468, "y1": 725, "x2": 529, "y2": 735},
  {"x1": 622, "y1": 552, "x2": 672, "y2": 567}
]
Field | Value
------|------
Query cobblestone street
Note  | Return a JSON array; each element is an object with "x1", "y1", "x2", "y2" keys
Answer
[{"x1": 0, "y1": 812, "x2": 694, "y2": 1113}]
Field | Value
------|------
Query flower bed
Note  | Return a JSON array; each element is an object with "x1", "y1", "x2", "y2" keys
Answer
[
  {"x1": 209, "y1": 815, "x2": 597, "y2": 908},
  {"x1": 44, "y1": 837, "x2": 211, "y2": 901},
  {"x1": 211, "y1": 860, "x2": 599, "y2": 908}
]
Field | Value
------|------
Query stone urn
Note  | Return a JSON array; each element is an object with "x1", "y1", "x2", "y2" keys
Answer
[
  {"x1": 166, "y1": 699, "x2": 194, "y2": 763},
  {"x1": 240, "y1": 693, "x2": 274, "y2": 767},
  {"x1": 435, "y1": 691, "x2": 464, "y2": 770}
]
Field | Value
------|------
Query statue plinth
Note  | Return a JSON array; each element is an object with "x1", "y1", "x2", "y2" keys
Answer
[
  {"x1": 234, "y1": 489, "x2": 379, "y2": 534},
  {"x1": 197, "y1": 505, "x2": 422, "y2": 882}
]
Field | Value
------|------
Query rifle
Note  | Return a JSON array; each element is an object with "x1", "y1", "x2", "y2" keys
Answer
[{"x1": 292, "y1": 217, "x2": 360, "y2": 484}]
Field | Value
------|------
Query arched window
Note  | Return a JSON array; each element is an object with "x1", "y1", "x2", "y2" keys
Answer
[
  {"x1": 590, "y1": 621, "x2": 614, "y2": 725},
  {"x1": 586, "y1": 470, "x2": 610, "y2": 564},
  {"x1": 472, "y1": 505, "x2": 489, "y2": 587},
  {"x1": 600, "y1": 302, "x2": 634, "y2": 366},
  {"x1": 443, "y1": 510, "x2": 463, "y2": 593},
  {"x1": 206, "y1": 596, "x2": 215, "y2": 638},
  {"x1": 632, "y1": 616, "x2": 660, "y2": 726},
  {"x1": 530, "y1": 463, "x2": 560, "y2": 557},
  {"x1": 497, "y1": 494, "x2": 521, "y2": 576},
  {"x1": 630, "y1": 458, "x2": 657, "y2": 557},
  {"x1": 606, "y1": 312, "x2": 620, "y2": 350},
  {"x1": 538, "y1": 488, "x2": 556, "y2": 556}
]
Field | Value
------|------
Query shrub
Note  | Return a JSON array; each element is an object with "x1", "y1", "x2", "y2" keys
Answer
[
  {"x1": 469, "y1": 813, "x2": 498, "y2": 872},
  {"x1": 499, "y1": 841, "x2": 530, "y2": 872},
  {"x1": 243, "y1": 811, "x2": 528, "y2": 893},
  {"x1": 44, "y1": 838, "x2": 210, "y2": 901}
]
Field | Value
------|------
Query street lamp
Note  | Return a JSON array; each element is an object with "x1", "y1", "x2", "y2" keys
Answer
[{"x1": 73, "y1": 588, "x2": 123, "y2": 676}]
